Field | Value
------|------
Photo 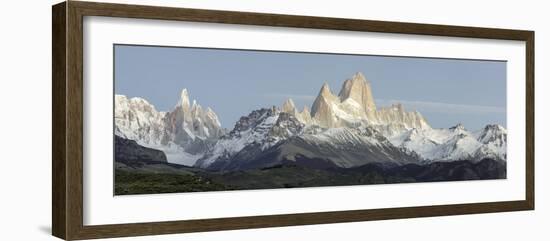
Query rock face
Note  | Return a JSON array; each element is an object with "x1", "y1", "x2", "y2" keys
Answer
[
  {"x1": 163, "y1": 89, "x2": 224, "y2": 154},
  {"x1": 281, "y1": 98, "x2": 297, "y2": 114},
  {"x1": 310, "y1": 83, "x2": 339, "y2": 127},
  {"x1": 281, "y1": 98, "x2": 313, "y2": 125},
  {"x1": 115, "y1": 89, "x2": 224, "y2": 165},
  {"x1": 297, "y1": 106, "x2": 313, "y2": 124},
  {"x1": 195, "y1": 107, "x2": 306, "y2": 169},
  {"x1": 299, "y1": 72, "x2": 430, "y2": 130},
  {"x1": 338, "y1": 72, "x2": 377, "y2": 113},
  {"x1": 114, "y1": 135, "x2": 167, "y2": 163}
]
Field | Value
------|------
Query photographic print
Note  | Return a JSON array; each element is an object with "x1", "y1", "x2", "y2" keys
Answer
[{"x1": 114, "y1": 44, "x2": 507, "y2": 195}]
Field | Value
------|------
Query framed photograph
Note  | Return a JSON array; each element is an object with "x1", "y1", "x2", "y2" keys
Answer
[{"x1": 52, "y1": 1, "x2": 534, "y2": 240}]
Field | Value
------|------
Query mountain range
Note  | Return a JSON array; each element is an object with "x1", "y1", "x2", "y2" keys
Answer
[
  {"x1": 115, "y1": 72, "x2": 506, "y2": 170},
  {"x1": 115, "y1": 89, "x2": 224, "y2": 165}
]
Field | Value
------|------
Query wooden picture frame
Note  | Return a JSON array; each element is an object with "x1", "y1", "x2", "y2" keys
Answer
[{"x1": 52, "y1": 1, "x2": 534, "y2": 240}]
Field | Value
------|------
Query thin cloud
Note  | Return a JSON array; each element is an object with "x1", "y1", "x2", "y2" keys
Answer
[
  {"x1": 262, "y1": 94, "x2": 505, "y2": 115},
  {"x1": 376, "y1": 99, "x2": 506, "y2": 114},
  {"x1": 263, "y1": 93, "x2": 316, "y2": 101}
]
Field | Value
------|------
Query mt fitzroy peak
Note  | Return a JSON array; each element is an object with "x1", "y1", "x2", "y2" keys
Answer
[{"x1": 307, "y1": 72, "x2": 430, "y2": 130}]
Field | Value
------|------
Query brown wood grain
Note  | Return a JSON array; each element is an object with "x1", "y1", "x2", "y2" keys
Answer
[
  {"x1": 73, "y1": 201, "x2": 530, "y2": 240},
  {"x1": 66, "y1": 1, "x2": 85, "y2": 240},
  {"x1": 525, "y1": 32, "x2": 535, "y2": 209},
  {"x1": 52, "y1": 1, "x2": 535, "y2": 240},
  {"x1": 52, "y1": 2, "x2": 67, "y2": 239}
]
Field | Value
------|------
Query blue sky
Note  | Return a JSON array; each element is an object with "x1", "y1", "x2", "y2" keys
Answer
[{"x1": 114, "y1": 44, "x2": 506, "y2": 130}]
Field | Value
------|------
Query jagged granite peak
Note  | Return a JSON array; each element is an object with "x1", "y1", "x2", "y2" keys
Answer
[
  {"x1": 282, "y1": 98, "x2": 297, "y2": 114},
  {"x1": 307, "y1": 72, "x2": 430, "y2": 130},
  {"x1": 195, "y1": 107, "x2": 306, "y2": 169},
  {"x1": 297, "y1": 105, "x2": 313, "y2": 124},
  {"x1": 205, "y1": 107, "x2": 222, "y2": 127},
  {"x1": 115, "y1": 94, "x2": 167, "y2": 146},
  {"x1": 270, "y1": 112, "x2": 306, "y2": 140},
  {"x1": 227, "y1": 108, "x2": 278, "y2": 136},
  {"x1": 178, "y1": 88, "x2": 191, "y2": 111},
  {"x1": 280, "y1": 98, "x2": 314, "y2": 125},
  {"x1": 314, "y1": 82, "x2": 340, "y2": 104},
  {"x1": 115, "y1": 88, "x2": 224, "y2": 165},
  {"x1": 190, "y1": 100, "x2": 200, "y2": 113},
  {"x1": 225, "y1": 107, "x2": 304, "y2": 140},
  {"x1": 477, "y1": 124, "x2": 507, "y2": 144},
  {"x1": 310, "y1": 82, "x2": 339, "y2": 126},
  {"x1": 167, "y1": 90, "x2": 224, "y2": 142},
  {"x1": 338, "y1": 72, "x2": 377, "y2": 112},
  {"x1": 311, "y1": 92, "x2": 338, "y2": 127},
  {"x1": 319, "y1": 82, "x2": 332, "y2": 96}
]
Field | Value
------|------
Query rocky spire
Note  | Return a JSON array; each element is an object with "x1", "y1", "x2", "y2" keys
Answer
[
  {"x1": 311, "y1": 82, "x2": 338, "y2": 118},
  {"x1": 205, "y1": 107, "x2": 222, "y2": 127},
  {"x1": 319, "y1": 82, "x2": 332, "y2": 96},
  {"x1": 176, "y1": 89, "x2": 191, "y2": 118},
  {"x1": 297, "y1": 105, "x2": 313, "y2": 124},
  {"x1": 338, "y1": 72, "x2": 377, "y2": 112},
  {"x1": 190, "y1": 100, "x2": 203, "y2": 118},
  {"x1": 310, "y1": 96, "x2": 335, "y2": 127},
  {"x1": 179, "y1": 89, "x2": 190, "y2": 106},
  {"x1": 165, "y1": 88, "x2": 225, "y2": 145},
  {"x1": 282, "y1": 98, "x2": 297, "y2": 114}
]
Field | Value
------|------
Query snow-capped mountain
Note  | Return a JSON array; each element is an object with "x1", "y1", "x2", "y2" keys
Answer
[
  {"x1": 269, "y1": 126, "x2": 419, "y2": 168},
  {"x1": 115, "y1": 72, "x2": 506, "y2": 170},
  {"x1": 196, "y1": 106, "x2": 419, "y2": 171},
  {"x1": 283, "y1": 72, "x2": 430, "y2": 131},
  {"x1": 474, "y1": 124, "x2": 507, "y2": 161},
  {"x1": 115, "y1": 95, "x2": 167, "y2": 146},
  {"x1": 195, "y1": 72, "x2": 506, "y2": 170},
  {"x1": 195, "y1": 107, "x2": 306, "y2": 169},
  {"x1": 115, "y1": 89, "x2": 224, "y2": 165},
  {"x1": 387, "y1": 123, "x2": 507, "y2": 163},
  {"x1": 162, "y1": 89, "x2": 224, "y2": 153}
]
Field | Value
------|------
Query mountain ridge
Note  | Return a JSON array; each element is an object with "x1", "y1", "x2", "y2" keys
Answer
[
  {"x1": 115, "y1": 72, "x2": 506, "y2": 170},
  {"x1": 115, "y1": 89, "x2": 224, "y2": 165},
  {"x1": 283, "y1": 72, "x2": 430, "y2": 131}
]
